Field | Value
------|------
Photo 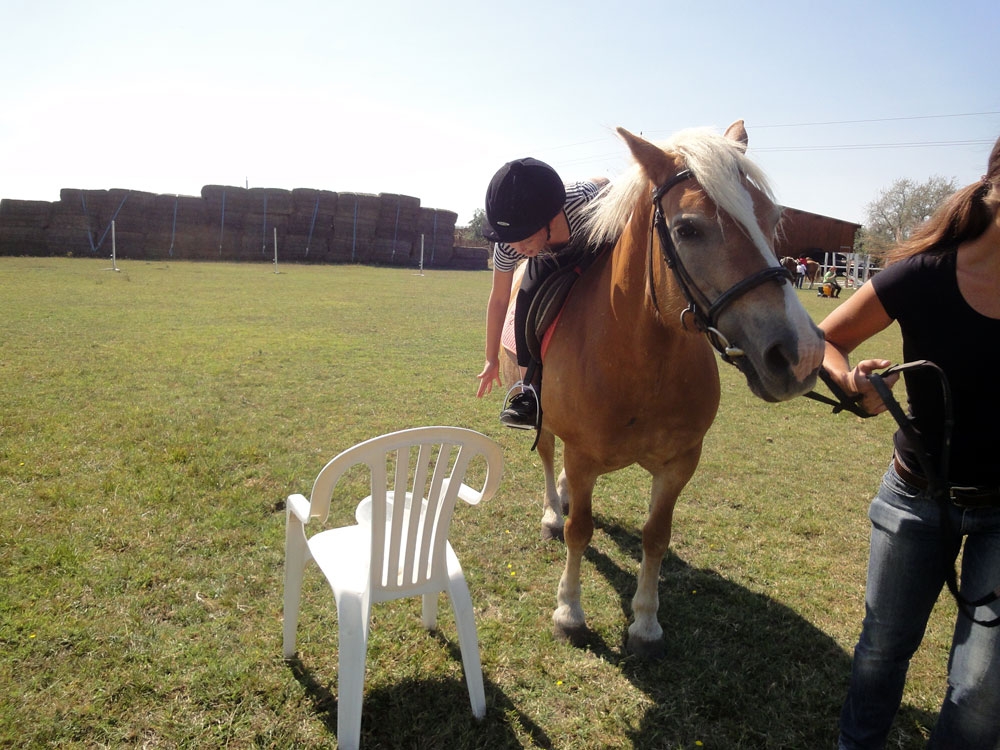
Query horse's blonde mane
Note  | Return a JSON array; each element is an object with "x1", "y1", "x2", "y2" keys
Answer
[{"x1": 583, "y1": 127, "x2": 776, "y2": 252}]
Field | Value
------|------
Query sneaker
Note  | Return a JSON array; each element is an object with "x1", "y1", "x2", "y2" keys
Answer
[{"x1": 500, "y1": 390, "x2": 538, "y2": 429}]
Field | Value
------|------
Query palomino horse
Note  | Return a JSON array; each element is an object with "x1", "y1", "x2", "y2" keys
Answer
[{"x1": 503, "y1": 121, "x2": 825, "y2": 657}]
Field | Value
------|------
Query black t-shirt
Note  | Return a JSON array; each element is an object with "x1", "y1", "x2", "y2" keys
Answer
[{"x1": 872, "y1": 250, "x2": 1000, "y2": 486}]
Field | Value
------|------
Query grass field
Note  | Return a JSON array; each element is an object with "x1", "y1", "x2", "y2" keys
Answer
[{"x1": 1, "y1": 257, "x2": 955, "y2": 748}]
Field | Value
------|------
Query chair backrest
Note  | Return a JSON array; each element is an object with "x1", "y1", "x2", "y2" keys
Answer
[{"x1": 305, "y1": 427, "x2": 503, "y2": 599}]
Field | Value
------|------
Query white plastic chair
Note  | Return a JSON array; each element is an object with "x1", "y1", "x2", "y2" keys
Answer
[{"x1": 282, "y1": 426, "x2": 503, "y2": 750}]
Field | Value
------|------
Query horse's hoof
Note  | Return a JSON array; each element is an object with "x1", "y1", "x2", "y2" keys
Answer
[
  {"x1": 625, "y1": 634, "x2": 666, "y2": 661},
  {"x1": 541, "y1": 524, "x2": 564, "y2": 542}
]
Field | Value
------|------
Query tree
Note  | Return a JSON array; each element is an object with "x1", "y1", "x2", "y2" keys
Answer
[
  {"x1": 454, "y1": 207, "x2": 489, "y2": 247},
  {"x1": 859, "y1": 175, "x2": 956, "y2": 261},
  {"x1": 468, "y1": 207, "x2": 487, "y2": 240}
]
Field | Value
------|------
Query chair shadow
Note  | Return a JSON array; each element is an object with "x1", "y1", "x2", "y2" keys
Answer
[{"x1": 288, "y1": 638, "x2": 553, "y2": 749}]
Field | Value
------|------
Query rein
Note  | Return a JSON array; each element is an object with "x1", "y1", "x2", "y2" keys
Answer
[
  {"x1": 818, "y1": 360, "x2": 1000, "y2": 626},
  {"x1": 649, "y1": 169, "x2": 793, "y2": 364}
]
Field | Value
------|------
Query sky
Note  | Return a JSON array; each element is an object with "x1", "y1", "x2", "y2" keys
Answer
[{"x1": 1, "y1": 0, "x2": 997, "y2": 227}]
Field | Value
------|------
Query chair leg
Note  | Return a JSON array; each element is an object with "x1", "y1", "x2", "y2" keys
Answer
[
  {"x1": 421, "y1": 592, "x2": 439, "y2": 630},
  {"x1": 336, "y1": 592, "x2": 369, "y2": 750},
  {"x1": 446, "y1": 550, "x2": 486, "y2": 719},
  {"x1": 283, "y1": 519, "x2": 309, "y2": 659}
]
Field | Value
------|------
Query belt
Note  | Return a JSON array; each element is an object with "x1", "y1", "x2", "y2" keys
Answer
[{"x1": 894, "y1": 455, "x2": 1000, "y2": 509}]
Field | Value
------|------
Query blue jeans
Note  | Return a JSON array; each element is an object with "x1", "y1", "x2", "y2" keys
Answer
[{"x1": 839, "y1": 463, "x2": 1000, "y2": 749}]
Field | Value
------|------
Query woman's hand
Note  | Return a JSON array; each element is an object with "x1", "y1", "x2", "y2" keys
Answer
[{"x1": 844, "y1": 358, "x2": 900, "y2": 416}]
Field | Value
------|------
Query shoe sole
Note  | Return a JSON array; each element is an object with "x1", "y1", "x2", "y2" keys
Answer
[{"x1": 500, "y1": 419, "x2": 536, "y2": 430}]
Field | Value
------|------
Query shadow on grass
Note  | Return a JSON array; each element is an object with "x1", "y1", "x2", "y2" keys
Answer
[
  {"x1": 288, "y1": 638, "x2": 553, "y2": 749},
  {"x1": 285, "y1": 514, "x2": 937, "y2": 749},
  {"x1": 581, "y1": 514, "x2": 938, "y2": 749}
]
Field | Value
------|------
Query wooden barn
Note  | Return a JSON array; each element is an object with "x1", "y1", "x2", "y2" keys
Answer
[{"x1": 776, "y1": 206, "x2": 860, "y2": 263}]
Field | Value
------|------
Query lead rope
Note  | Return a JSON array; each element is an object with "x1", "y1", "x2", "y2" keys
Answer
[{"x1": 865, "y1": 362, "x2": 1000, "y2": 627}]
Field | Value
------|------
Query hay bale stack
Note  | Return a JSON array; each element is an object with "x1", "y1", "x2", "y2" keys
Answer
[
  {"x1": 201, "y1": 185, "x2": 249, "y2": 259},
  {"x1": 0, "y1": 199, "x2": 52, "y2": 255},
  {"x1": 332, "y1": 192, "x2": 380, "y2": 262},
  {"x1": 288, "y1": 189, "x2": 338, "y2": 262},
  {"x1": 87, "y1": 189, "x2": 129, "y2": 239},
  {"x1": 241, "y1": 188, "x2": 292, "y2": 261},
  {"x1": 417, "y1": 208, "x2": 457, "y2": 267},
  {"x1": 449, "y1": 245, "x2": 490, "y2": 271},
  {"x1": 108, "y1": 190, "x2": 158, "y2": 259},
  {"x1": 47, "y1": 189, "x2": 97, "y2": 255},
  {"x1": 372, "y1": 193, "x2": 421, "y2": 265},
  {"x1": 1, "y1": 182, "x2": 468, "y2": 266},
  {"x1": 143, "y1": 194, "x2": 185, "y2": 258},
  {"x1": 0, "y1": 198, "x2": 52, "y2": 226},
  {"x1": 162, "y1": 196, "x2": 210, "y2": 259},
  {"x1": 250, "y1": 187, "x2": 292, "y2": 217}
]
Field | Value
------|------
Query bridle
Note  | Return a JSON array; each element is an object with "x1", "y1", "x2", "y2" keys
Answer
[{"x1": 649, "y1": 169, "x2": 793, "y2": 364}]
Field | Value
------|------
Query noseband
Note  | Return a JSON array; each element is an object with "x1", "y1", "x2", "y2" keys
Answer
[{"x1": 650, "y1": 169, "x2": 793, "y2": 364}]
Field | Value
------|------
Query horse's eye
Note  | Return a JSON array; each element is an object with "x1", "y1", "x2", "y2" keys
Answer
[{"x1": 673, "y1": 221, "x2": 700, "y2": 241}]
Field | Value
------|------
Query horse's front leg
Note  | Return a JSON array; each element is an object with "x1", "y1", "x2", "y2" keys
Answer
[
  {"x1": 628, "y1": 446, "x2": 701, "y2": 659},
  {"x1": 535, "y1": 430, "x2": 565, "y2": 541},
  {"x1": 552, "y1": 450, "x2": 597, "y2": 642}
]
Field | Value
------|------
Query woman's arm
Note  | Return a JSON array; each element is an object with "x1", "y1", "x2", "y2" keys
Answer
[{"x1": 818, "y1": 281, "x2": 900, "y2": 415}]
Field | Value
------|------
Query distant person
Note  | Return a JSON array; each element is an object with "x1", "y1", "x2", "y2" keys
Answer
[
  {"x1": 475, "y1": 158, "x2": 607, "y2": 428},
  {"x1": 823, "y1": 268, "x2": 842, "y2": 297},
  {"x1": 795, "y1": 260, "x2": 807, "y2": 288},
  {"x1": 819, "y1": 132, "x2": 1000, "y2": 750}
]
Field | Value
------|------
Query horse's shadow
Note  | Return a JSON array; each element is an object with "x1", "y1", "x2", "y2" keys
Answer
[
  {"x1": 580, "y1": 515, "x2": 938, "y2": 749},
  {"x1": 288, "y1": 516, "x2": 937, "y2": 748}
]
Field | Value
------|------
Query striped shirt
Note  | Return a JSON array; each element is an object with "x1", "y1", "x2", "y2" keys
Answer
[{"x1": 492, "y1": 180, "x2": 604, "y2": 273}]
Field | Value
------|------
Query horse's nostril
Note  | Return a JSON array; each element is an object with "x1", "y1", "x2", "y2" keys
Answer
[{"x1": 764, "y1": 340, "x2": 793, "y2": 374}]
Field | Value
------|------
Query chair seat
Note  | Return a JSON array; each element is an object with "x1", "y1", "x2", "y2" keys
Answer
[{"x1": 308, "y1": 525, "x2": 372, "y2": 595}]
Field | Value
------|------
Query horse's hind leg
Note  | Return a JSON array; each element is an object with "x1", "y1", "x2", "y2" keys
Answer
[
  {"x1": 628, "y1": 448, "x2": 701, "y2": 659},
  {"x1": 536, "y1": 430, "x2": 565, "y2": 541}
]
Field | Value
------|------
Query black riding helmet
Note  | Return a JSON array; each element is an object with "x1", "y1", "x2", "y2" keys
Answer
[{"x1": 483, "y1": 158, "x2": 566, "y2": 243}]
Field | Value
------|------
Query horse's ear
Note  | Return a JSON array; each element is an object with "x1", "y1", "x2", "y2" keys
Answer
[
  {"x1": 617, "y1": 127, "x2": 676, "y2": 178},
  {"x1": 724, "y1": 120, "x2": 749, "y2": 152}
]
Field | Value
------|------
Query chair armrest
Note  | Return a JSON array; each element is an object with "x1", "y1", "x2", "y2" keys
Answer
[
  {"x1": 286, "y1": 493, "x2": 312, "y2": 523},
  {"x1": 455, "y1": 483, "x2": 485, "y2": 506}
]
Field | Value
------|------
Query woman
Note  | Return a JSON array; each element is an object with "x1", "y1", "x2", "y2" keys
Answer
[
  {"x1": 475, "y1": 157, "x2": 606, "y2": 428},
  {"x1": 820, "y1": 134, "x2": 1000, "y2": 749}
]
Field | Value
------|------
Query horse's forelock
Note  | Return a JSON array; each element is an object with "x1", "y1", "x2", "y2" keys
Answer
[{"x1": 583, "y1": 128, "x2": 776, "y2": 253}]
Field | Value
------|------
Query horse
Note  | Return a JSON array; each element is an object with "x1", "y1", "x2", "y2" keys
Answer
[
  {"x1": 780, "y1": 256, "x2": 804, "y2": 288},
  {"x1": 804, "y1": 259, "x2": 820, "y2": 288},
  {"x1": 780, "y1": 256, "x2": 820, "y2": 288},
  {"x1": 501, "y1": 121, "x2": 825, "y2": 658}
]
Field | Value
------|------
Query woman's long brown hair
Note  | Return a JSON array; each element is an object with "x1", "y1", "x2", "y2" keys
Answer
[{"x1": 886, "y1": 135, "x2": 1000, "y2": 265}]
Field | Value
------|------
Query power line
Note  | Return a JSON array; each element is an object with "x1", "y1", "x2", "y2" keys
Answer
[
  {"x1": 542, "y1": 111, "x2": 999, "y2": 159},
  {"x1": 751, "y1": 111, "x2": 1000, "y2": 129},
  {"x1": 753, "y1": 139, "x2": 994, "y2": 153}
]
